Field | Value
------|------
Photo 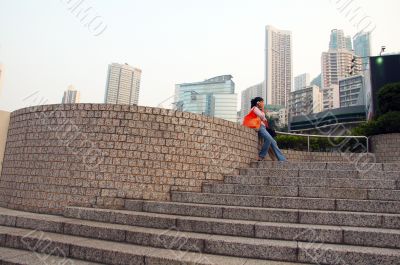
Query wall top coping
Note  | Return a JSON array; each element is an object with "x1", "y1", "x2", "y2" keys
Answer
[{"x1": 10, "y1": 103, "x2": 254, "y2": 133}]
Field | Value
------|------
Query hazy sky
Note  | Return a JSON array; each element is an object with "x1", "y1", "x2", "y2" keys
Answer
[{"x1": 0, "y1": 0, "x2": 399, "y2": 112}]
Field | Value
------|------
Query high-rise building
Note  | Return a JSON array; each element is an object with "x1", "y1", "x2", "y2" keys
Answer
[
  {"x1": 329, "y1": 29, "x2": 352, "y2": 51},
  {"x1": 175, "y1": 75, "x2": 237, "y2": 122},
  {"x1": 62, "y1": 85, "x2": 80, "y2": 104},
  {"x1": 339, "y1": 75, "x2": 365, "y2": 108},
  {"x1": 322, "y1": 85, "x2": 340, "y2": 110},
  {"x1": 289, "y1": 85, "x2": 323, "y2": 117},
  {"x1": 240, "y1": 82, "x2": 263, "y2": 121},
  {"x1": 265, "y1": 25, "x2": 292, "y2": 107},
  {"x1": 294, "y1": 73, "x2": 310, "y2": 91},
  {"x1": 321, "y1": 29, "x2": 363, "y2": 111},
  {"x1": 104, "y1": 63, "x2": 142, "y2": 105},
  {"x1": 353, "y1": 31, "x2": 372, "y2": 70},
  {"x1": 321, "y1": 49, "x2": 362, "y2": 89}
]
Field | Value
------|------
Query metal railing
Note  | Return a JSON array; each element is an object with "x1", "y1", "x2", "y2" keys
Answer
[{"x1": 275, "y1": 131, "x2": 369, "y2": 153}]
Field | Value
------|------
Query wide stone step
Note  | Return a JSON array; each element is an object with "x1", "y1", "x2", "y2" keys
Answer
[
  {"x1": 2, "y1": 219, "x2": 298, "y2": 261},
  {"x1": 248, "y1": 161, "x2": 395, "y2": 171},
  {"x1": 223, "y1": 176, "x2": 399, "y2": 189},
  {"x1": 0, "y1": 246, "x2": 101, "y2": 265},
  {"x1": 123, "y1": 199, "x2": 400, "y2": 229},
  {"x1": 202, "y1": 183, "x2": 400, "y2": 202},
  {"x1": 8, "y1": 220, "x2": 399, "y2": 265},
  {"x1": 176, "y1": 189, "x2": 400, "y2": 210},
  {"x1": 297, "y1": 242, "x2": 400, "y2": 265},
  {"x1": 203, "y1": 183, "x2": 299, "y2": 197},
  {"x1": 239, "y1": 168, "x2": 400, "y2": 180},
  {"x1": 61, "y1": 205, "x2": 400, "y2": 250},
  {"x1": 4, "y1": 206, "x2": 400, "y2": 250},
  {"x1": 0, "y1": 225, "x2": 309, "y2": 265},
  {"x1": 172, "y1": 192, "x2": 400, "y2": 213},
  {"x1": 175, "y1": 192, "x2": 338, "y2": 211}
]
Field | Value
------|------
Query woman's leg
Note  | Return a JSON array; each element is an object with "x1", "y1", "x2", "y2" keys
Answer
[
  {"x1": 258, "y1": 126, "x2": 272, "y2": 159},
  {"x1": 259, "y1": 126, "x2": 286, "y2": 161},
  {"x1": 270, "y1": 140, "x2": 287, "y2": 161},
  {"x1": 268, "y1": 147, "x2": 277, "y2": 161}
]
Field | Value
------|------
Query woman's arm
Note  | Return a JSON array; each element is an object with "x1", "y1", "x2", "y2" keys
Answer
[
  {"x1": 252, "y1": 107, "x2": 269, "y2": 128},
  {"x1": 252, "y1": 107, "x2": 267, "y2": 121}
]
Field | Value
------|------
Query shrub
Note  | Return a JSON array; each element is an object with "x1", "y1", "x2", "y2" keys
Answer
[
  {"x1": 351, "y1": 82, "x2": 400, "y2": 137},
  {"x1": 276, "y1": 134, "x2": 367, "y2": 153},
  {"x1": 377, "y1": 82, "x2": 400, "y2": 116},
  {"x1": 350, "y1": 111, "x2": 400, "y2": 137}
]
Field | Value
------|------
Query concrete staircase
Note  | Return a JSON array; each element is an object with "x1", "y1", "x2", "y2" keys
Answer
[{"x1": 0, "y1": 161, "x2": 400, "y2": 264}]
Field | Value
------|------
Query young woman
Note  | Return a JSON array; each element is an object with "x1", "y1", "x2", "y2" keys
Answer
[{"x1": 244, "y1": 97, "x2": 287, "y2": 161}]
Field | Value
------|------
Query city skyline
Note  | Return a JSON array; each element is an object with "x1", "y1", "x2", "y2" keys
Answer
[{"x1": 0, "y1": 0, "x2": 399, "y2": 113}]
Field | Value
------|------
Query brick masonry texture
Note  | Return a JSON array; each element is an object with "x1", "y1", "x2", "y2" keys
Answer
[
  {"x1": 0, "y1": 103, "x2": 375, "y2": 214},
  {"x1": 371, "y1": 133, "x2": 400, "y2": 163},
  {"x1": 0, "y1": 104, "x2": 259, "y2": 214}
]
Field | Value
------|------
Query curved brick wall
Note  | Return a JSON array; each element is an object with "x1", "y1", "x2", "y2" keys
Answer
[
  {"x1": 0, "y1": 104, "x2": 259, "y2": 214},
  {"x1": 371, "y1": 133, "x2": 400, "y2": 162}
]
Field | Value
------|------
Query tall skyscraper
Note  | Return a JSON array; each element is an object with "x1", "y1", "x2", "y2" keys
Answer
[
  {"x1": 240, "y1": 82, "x2": 263, "y2": 121},
  {"x1": 104, "y1": 63, "x2": 142, "y2": 105},
  {"x1": 321, "y1": 49, "x2": 362, "y2": 89},
  {"x1": 265, "y1": 25, "x2": 292, "y2": 107},
  {"x1": 329, "y1": 29, "x2": 352, "y2": 51},
  {"x1": 322, "y1": 29, "x2": 362, "y2": 111},
  {"x1": 175, "y1": 75, "x2": 237, "y2": 122},
  {"x1": 294, "y1": 73, "x2": 310, "y2": 91},
  {"x1": 353, "y1": 31, "x2": 372, "y2": 70},
  {"x1": 62, "y1": 85, "x2": 80, "y2": 104}
]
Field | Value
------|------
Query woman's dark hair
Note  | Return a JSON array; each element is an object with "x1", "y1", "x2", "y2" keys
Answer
[{"x1": 250, "y1": 97, "x2": 264, "y2": 108}]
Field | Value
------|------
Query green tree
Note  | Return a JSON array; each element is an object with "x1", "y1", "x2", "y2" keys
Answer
[
  {"x1": 377, "y1": 82, "x2": 400, "y2": 116},
  {"x1": 350, "y1": 82, "x2": 400, "y2": 137}
]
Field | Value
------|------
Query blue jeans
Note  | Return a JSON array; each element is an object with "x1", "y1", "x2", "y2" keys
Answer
[{"x1": 258, "y1": 125, "x2": 286, "y2": 161}]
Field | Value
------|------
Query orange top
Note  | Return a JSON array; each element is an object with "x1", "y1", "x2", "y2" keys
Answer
[{"x1": 243, "y1": 107, "x2": 269, "y2": 129}]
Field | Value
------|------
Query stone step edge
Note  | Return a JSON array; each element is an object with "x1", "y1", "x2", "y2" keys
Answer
[
  {"x1": 222, "y1": 173, "x2": 400, "y2": 179},
  {"x1": 0, "y1": 246, "x2": 101, "y2": 265},
  {"x1": 173, "y1": 190, "x2": 400, "y2": 204},
  {"x1": 0, "y1": 225, "x2": 314, "y2": 264},
  {"x1": 141, "y1": 196, "x2": 400, "y2": 228},
  {"x1": 2, "y1": 224, "x2": 400, "y2": 264},
  {"x1": 203, "y1": 182, "x2": 400, "y2": 192},
  {"x1": 128, "y1": 197, "x2": 400, "y2": 217},
  {"x1": 250, "y1": 161, "x2": 399, "y2": 170},
  {"x1": 173, "y1": 193, "x2": 400, "y2": 210},
  {"x1": 222, "y1": 175, "x2": 400, "y2": 182},
  {"x1": 2, "y1": 207, "x2": 400, "y2": 250},
  {"x1": 240, "y1": 167, "x2": 400, "y2": 173}
]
